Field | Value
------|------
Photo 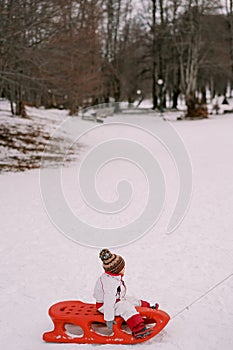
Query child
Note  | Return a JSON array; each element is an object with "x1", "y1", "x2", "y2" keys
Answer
[{"x1": 93, "y1": 248, "x2": 159, "y2": 339}]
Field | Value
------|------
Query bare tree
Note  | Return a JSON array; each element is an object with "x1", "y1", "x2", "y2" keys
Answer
[
  {"x1": 226, "y1": 0, "x2": 233, "y2": 89},
  {"x1": 0, "y1": 0, "x2": 104, "y2": 115},
  {"x1": 101, "y1": 0, "x2": 134, "y2": 102},
  {"x1": 41, "y1": 0, "x2": 104, "y2": 114},
  {"x1": 0, "y1": 0, "x2": 60, "y2": 115},
  {"x1": 1, "y1": 0, "x2": 232, "y2": 118},
  {"x1": 198, "y1": 12, "x2": 231, "y2": 101},
  {"x1": 172, "y1": 0, "x2": 221, "y2": 117}
]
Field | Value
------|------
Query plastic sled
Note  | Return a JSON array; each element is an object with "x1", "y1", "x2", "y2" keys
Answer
[{"x1": 43, "y1": 300, "x2": 170, "y2": 344}]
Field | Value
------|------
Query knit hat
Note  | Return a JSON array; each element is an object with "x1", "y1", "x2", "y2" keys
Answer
[{"x1": 99, "y1": 248, "x2": 125, "y2": 274}]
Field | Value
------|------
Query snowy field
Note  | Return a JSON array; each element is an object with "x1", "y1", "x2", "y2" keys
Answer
[{"x1": 1, "y1": 104, "x2": 233, "y2": 350}]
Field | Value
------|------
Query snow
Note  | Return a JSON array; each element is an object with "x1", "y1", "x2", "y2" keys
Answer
[
  {"x1": 1, "y1": 101, "x2": 233, "y2": 349},
  {"x1": 0, "y1": 99, "x2": 83, "y2": 172}
]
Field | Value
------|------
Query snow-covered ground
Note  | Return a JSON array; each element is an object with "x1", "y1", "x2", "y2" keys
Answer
[
  {"x1": 0, "y1": 100, "x2": 82, "y2": 172},
  {"x1": 1, "y1": 103, "x2": 233, "y2": 350}
]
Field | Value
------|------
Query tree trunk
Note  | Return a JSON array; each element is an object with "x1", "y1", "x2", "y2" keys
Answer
[
  {"x1": 163, "y1": 90, "x2": 167, "y2": 108},
  {"x1": 114, "y1": 78, "x2": 121, "y2": 102},
  {"x1": 172, "y1": 88, "x2": 180, "y2": 109},
  {"x1": 185, "y1": 93, "x2": 208, "y2": 119},
  {"x1": 10, "y1": 100, "x2": 14, "y2": 116},
  {"x1": 152, "y1": 85, "x2": 158, "y2": 109},
  {"x1": 201, "y1": 87, "x2": 207, "y2": 104},
  {"x1": 152, "y1": 0, "x2": 158, "y2": 110},
  {"x1": 229, "y1": 0, "x2": 233, "y2": 76},
  {"x1": 15, "y1": 99, "x2": 27, "y2": 117}
]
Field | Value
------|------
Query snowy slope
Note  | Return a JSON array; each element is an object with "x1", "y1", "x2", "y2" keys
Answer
[
  {"x1": 1, "y1": 110, "x2": 233, "y2": 350},
  {"x1": 0, "y1": 99, "x2": 83, "y2": 172}
]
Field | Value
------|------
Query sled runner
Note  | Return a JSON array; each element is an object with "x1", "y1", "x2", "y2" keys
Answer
[{"x1": 43, "y1": 300, "x2": 170, "y2": 344}]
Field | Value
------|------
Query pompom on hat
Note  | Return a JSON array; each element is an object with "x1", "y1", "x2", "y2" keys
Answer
[{"x1": 99, "y1": 249, "x2": 125, "y2": 274}]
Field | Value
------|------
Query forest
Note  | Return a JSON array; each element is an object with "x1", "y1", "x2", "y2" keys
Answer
[{"x1": 0, "y1": 0, "x2": 233, "y2": 118}]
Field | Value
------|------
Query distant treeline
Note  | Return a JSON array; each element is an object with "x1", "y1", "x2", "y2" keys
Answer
[{"x1": 0, "y1": 0, "x2": 233, "y2": 118}]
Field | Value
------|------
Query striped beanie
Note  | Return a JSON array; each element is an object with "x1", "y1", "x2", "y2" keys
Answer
[{"x1": 99, "y1": 249, "x2": 125, "y2": 274}]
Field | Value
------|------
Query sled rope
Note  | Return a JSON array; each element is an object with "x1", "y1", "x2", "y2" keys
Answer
[{"x1": 171, "y1": 272, "x2": 233, "y2": 320}]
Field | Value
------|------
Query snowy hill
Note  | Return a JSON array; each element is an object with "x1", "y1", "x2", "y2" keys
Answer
[{"x1": 1, "y1": 103, "x2": 233, "y2": 349}]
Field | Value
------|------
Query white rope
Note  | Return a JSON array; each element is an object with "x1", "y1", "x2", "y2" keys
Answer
[{"x1": 171, "y1": 272, "x2": 233, "y2": 319}]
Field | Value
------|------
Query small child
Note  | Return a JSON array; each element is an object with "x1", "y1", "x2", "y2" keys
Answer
[{"x1": 93, "y1": 248, "x2": 159, "y2": 339}]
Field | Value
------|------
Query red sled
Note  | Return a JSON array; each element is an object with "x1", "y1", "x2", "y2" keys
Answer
[{"x1": 43, "y1": 300, "x2": 170, "y2": 344}]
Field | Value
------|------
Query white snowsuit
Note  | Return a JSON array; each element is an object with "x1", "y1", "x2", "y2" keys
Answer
[{"x1": 93, "y1": 272, "x2": 141, "y2": 322}]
